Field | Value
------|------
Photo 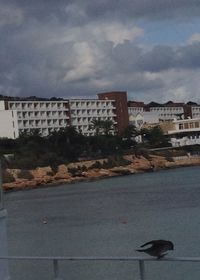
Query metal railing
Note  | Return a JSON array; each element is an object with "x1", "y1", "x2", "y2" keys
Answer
[{"x1": 1, "y1": 255, "x2": 200, "y2": 280}]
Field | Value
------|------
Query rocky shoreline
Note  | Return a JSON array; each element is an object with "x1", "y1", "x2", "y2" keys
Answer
[{"x1": 3, "y1": 154, "x2": 200, "y2": 192}]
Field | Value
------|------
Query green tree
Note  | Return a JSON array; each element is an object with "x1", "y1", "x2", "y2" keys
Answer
[
  {"x1": 90, "y1": 119, "x2": 115, "y2": 136},
  {"x1": 89, "y1": 119, "x2": 103, "y2": 136},
  {"x1": 140, "y1": 126, "x2": 167, "y2": 147},
  {"x1": 101, "y1": 119, "x2": 115, "y2": 136}
]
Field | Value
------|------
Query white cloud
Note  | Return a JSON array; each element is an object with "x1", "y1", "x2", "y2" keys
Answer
[
  {"x1": 58, "y1": 22, "x2": 144, "y2": 82},
  {"x1": 91, "y1": 22, "x2": 144, "y2": 46},
  {"x1": 63, "y1": 42, "x2": 96, "y2": 82},
  {"x1": 188, "y1": 33, "x2": 200, "y2": 44}
]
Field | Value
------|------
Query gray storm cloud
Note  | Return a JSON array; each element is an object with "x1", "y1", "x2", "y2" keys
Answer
[{"x1": 0, "y1": 0, "x2": 200, "y2": 102}]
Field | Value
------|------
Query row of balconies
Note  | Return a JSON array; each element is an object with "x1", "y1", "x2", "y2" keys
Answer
[
  {"x1": 70, "y1": 108, "x2": 115, "y2": 113},
  {"x1": 192, "y1": 107, "x2": 200, "y2": 111},
  {"x1": 18, "y1": 123, "x2": 67, "y2": 129},
  {"x1": 128, "y1": 108, "x2": 144, "y2": 112},
  {"x1": 11, "y1": 107, "x2": 69, "y2": 112},
  {"x1": 9, "y1": 102, "x2": 69, "y2": 110},
  {"x1": 18, "y1": 120, "x2": 68, "y2": 128},
  {"x1": 192, "y1": 113, "x2": 200, "y2": 117},
  {"x1": 71, "y1": 120, "x2": 117, "y2": 126},
  {"x1": 70, "y1": 113, "x2": 116, "y2": 118},
  {"x1": 150, "y1": 107, "x2": 183, "y2": 112},
  {"x1": 159, "y1": 113, "x2": 182, "y2": 117},
  {"x1": 70, "y1": 104, "x2": 115, "y2": 110},
  {"x1": 17, "y1": 113, "x2": 69, "y2": 119}
]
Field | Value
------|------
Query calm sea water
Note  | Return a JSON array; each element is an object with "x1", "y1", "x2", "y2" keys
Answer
[{"x1": 4, "y1": 166, "x2": 200, "y2": 280}]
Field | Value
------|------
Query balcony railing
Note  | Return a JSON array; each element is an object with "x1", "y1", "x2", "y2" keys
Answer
[{"x1": 1, "y1": 255, "x2": 200, "y2": 280}]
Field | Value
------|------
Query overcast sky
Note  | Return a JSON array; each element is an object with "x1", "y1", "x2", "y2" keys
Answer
[{"x1": 1, "y1": 0, "x2": 200, "y2": 102}]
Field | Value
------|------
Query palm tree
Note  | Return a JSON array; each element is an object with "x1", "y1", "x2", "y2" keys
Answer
[
  {"x1": 101, "y1": 119, "x2": 115, "y2": 136},
  {"x1": 121, "y1": 124, "x2": 137, "y2": 148},
  {"x1": 89, "y1": 119, "x2": 103, "y2": 136},
  {"x1": 90, "y1": 119, "x2": 115, "y2": 136},
  {"x1": 122, "y1": 124, "x2": 137, "y2": 140}
]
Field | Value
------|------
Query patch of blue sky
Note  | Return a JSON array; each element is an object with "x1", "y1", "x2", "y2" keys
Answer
[{"x1": 138, "y1": 19, "x2": 200, "y2": 46}]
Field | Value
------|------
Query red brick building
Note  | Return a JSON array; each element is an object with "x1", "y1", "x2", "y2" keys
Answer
[{"x1": 98, "y1": 91, "x2": 129, "y2": 134}]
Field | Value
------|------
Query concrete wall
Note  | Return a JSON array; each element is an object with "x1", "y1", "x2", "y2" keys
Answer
[
  {"x1": 0, "y1": 101, "x2": 5, "y2": 110},
  {"x1": 0, "y1": 110, "x2": 19, "y2": 139}
]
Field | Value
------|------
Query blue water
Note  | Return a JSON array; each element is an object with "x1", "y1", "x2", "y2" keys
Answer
[{"x1": 5, "y1": 166, "x2": 200, "y2": 280}]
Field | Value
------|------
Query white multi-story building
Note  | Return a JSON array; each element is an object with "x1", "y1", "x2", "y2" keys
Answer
[
  {"x1": 69, "y1": 99, "x2": 117, "y2": 136},
  {"x1": 0, "y1": 100, "x2": 70, "y2": 137},
  {"x1": 149, "y1": 106, "x2": 184, "y2": 121},
  {"x1": 191, "y1": 106, "x2": 200, "y2": 119},
  {"x1": 0, "y1": 98, "x2": 117, "y2": 138},
  {"x1": 128, "y1": 106, "x2": 144, "y2": 115},
  {"x1": 128, "y1": 101, "x2": 185, "y2": 122}
]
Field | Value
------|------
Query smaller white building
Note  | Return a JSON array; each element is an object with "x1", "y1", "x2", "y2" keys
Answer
[
  {"x1": 128, "y1": 111, "x2": 159, "y2": 128},
  {"x1": 165, "y1": 118, "x2": 200, "y2": 147}
]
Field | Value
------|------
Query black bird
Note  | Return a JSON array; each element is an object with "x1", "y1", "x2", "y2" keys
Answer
[{"x1": 136, "y1": 240, "x2": 174, "y2": 259}]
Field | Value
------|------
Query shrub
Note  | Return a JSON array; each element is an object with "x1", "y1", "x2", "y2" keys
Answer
[
  {"x1": 90, "y1": 161, "x2": 102, "y2": 169},
  {"x1": 68, "y1": 167, "x2": 81, "y2": 177},
  {"x1": 135, "y1": 148, "x2": 151, "y2": 160},
  {"x1": 18, "y1": 170, "x2": 34, "y2": 180},
  {"x1": 81, "y1": 165, "x2": 88, "y2": 171},
  {"x1": 2, "y1": 170, "x2": 15, "y2": 183}
]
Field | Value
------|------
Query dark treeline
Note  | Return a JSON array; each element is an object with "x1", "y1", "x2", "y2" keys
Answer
[{"x1": 0, "y1": 122, "x2": 169, "y2": 170}]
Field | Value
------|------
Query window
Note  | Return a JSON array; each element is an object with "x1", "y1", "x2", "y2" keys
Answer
[
  {"x1": 189, "y1": 123, "x2": 194, "y2": 129},
  {"x1": 184, "y1": 123, "x2": 189, "y2": 129},
  {"x1": 179, "y1": 124, "x2": 183, "y2": 130}
]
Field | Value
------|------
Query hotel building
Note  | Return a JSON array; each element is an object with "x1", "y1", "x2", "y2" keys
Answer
[
  {"x1": 0, "y1": 93, "x2": 120, "y2": 138},
  {"x1": 0, "y1": 100, "x2": 70, "y2": 138},
  {"x1": 0, "y1": 91, "x2": 200, "y2": 145},
  {"x1": 69, "y1": 99, "x2": 116, "y2": 136}
]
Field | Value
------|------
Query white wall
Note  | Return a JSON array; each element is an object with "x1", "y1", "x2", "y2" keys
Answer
[
  {"x1": 129, "y1": 112, "x2": 159, "y2": 128},
  {"x1": 143, "y1": 112, "x2": 159, "y2": 124},
  {"x1": 0, "y1": 101, "x2": 5, "y2": 110},
  {"x1": 0, "y1": 110, "x2": 19, "y2": 139}
]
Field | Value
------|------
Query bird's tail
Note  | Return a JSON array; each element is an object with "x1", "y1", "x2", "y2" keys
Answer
[{"x1": 136, "y1": 249, "x2": 146, "y2": 252}]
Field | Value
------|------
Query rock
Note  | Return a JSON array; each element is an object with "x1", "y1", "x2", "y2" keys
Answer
[
  {"x1": 111, "y1": 167, "x2": 133, "y2": 175},
  {"x1": 32, "y1": 166, "x2": 53, "y2": 178},
  {"x1": 54, "y1": 164, "x2": 71, "y2": 180},
  {"x1": 3, "y1": 154, "x2": 200, "y2": 192}
]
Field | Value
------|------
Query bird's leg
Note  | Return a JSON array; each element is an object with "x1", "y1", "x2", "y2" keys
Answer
[{"x1": 157, "y1": 253, "x2": 167, "y2": 259}]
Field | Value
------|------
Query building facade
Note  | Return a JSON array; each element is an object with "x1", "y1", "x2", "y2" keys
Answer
[
  {"x1": 0, "y1": 96, "x2": 118, "y2": 138},
  {"x1": 0, "y1": 100, "x2": 70, "y2": 137},
  {"x1": 69, "y1": 99, "x2": 116, "y2": 136},
  {"x1": 98, "y1": 91, "x2": 129, "y2": 134},
  {"x1": 1, "y1": 92, "x2": 200, "y2": 140},
  {"x1": 129, "y1": 111, "x2": 159, "y2": 128},
  {"x1": 0, "y1": 108, "x2": 19, "y2": 139},
  {"x1": 128, "y1": 101, "x2": 185, "y2": 122},
  {"x1": 162, "y1": 118, "x2": 200, "y2": 147}
]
